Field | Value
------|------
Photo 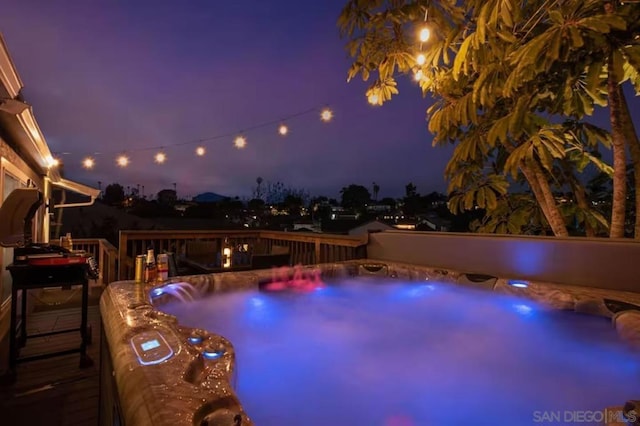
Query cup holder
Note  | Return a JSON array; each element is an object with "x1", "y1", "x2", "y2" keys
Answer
[{"x1": 193, "y1": 397, "x2": 246, "y2": 426}]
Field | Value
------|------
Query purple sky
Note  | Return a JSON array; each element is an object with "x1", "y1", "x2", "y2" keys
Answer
[
  {"x1": 1, "y1": 0, "x2": 454, "y2": 200},
  {"x1": 1, "y1": 1, "x2": 632, "y2": 201}
]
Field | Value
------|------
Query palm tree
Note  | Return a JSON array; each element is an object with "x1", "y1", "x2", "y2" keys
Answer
[{"x1": 372, "y1": 182, "x2": 380, "y2": 201}]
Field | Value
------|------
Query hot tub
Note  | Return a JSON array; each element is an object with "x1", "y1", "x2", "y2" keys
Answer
[{"x1": 100, "y1": 261, "x2": 640, "y2": 426}]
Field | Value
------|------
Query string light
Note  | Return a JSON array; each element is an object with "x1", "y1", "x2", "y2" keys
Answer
[
  {"x1": 234, "y1": 135, "x2": 247, "y2": 149},
  {"x1": 367, "y1": 92, "x2": 380, "y2": 106},
  {"x1": 56, "y1": 104, "x2": 339, "y2": 170},
  {"x1": 116, "y1": 155, "x2": 129, "y2": 168},
  {"x1": 154, "y1": 151, "x2": 167, "y2": 164},
  {"x1": 419, "y1": 27, "x2": 431, "y2": 42},
  {"x1": 416, "y1": 53, "x2": 426, "y2": 66},
  {"x1": 414, "y1": 70, "x2": 424, "y2": 81},
  {"x1": 82, "y1": 157, "x2": 95, "y2": 169}
]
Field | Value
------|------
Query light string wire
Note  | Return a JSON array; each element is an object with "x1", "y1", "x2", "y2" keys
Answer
[{"x1": 52, "y1": 103, "x2": 332, "y2": 163}]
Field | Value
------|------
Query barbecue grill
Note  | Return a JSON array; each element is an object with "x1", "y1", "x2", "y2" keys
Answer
[{"x1": 0, "y1": 187, "x2": 97, "y2": 382}]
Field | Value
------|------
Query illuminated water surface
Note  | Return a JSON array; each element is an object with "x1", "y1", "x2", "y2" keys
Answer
[{"x1": 162, "y1": 278, "x2": 640, "y2": 425}]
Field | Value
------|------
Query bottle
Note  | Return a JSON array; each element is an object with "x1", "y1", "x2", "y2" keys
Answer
[
  {"x1": 157, "y1": 253, "x2": 169, "y2": 282},
  {"x1": 60, "y1": 232, "x2": 73, "y2": 251},
  {"x1": 144, "y1": 249, "x2": 157, "y2": 284}
]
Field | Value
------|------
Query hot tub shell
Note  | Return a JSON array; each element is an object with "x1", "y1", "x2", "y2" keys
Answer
[{"x1": 99, "y1": 260, "x2": 640, "y2": 426}]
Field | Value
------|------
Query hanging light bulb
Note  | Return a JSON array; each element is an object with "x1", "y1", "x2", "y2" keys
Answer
[
  {"x1": 419, "y1": 27, "x2": 431, "y2": 42},
  {"x1": 414, "y1": 70, "x2": 424, "y2": 81},
  {"x1": 82, "y1": 157, "x2": 95, "y2": 169},
  {"x1": 234, "y1": 135, "x2": 247, "y2": 149},
  {"x1": 367, "y1": 92, "x2": 379, "y2": 106},
  {"x1": 154, "y1": 151, "x2": 167, "y2": 164},
  {"x1": 416, "y1": 53, "x2": 426, "y2": 66},
  {"x1": 320, "y1": 108, "x2": 333, "y2": 122},
  {"x1": 195, "y1": 146, "x2": 206, "y2": 156},
  {"x1": 116, "y1": 155, "x2": 129, "y2": 168},
  {"x1": 278, "y1": 124, "x2": 288, "y2": 136}
]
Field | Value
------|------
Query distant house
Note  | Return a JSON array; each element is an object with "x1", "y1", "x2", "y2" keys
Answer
[
  {"x1": 192, "y1": 192, "x2": 229, "y2": 203},
  {"x1": 0, "y1": 34, "x2": 99, "y2": 341},
  {"x1": 418, "y1": 213, "x2": 451, "y2": 232},
  {"x1": 348, "y1": 220, "x2": 394, "y2": 236},
  {"x1": 292, "y1": 220, "x2": 321, "y2": 233},
  {"x1": 157, "y1": 189, "x2": 177, "y2": 205}
]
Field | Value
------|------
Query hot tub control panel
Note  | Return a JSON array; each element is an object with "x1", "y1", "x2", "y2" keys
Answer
[{"x1": 130, "y1": 330, "x2": 174, "y2": 365}]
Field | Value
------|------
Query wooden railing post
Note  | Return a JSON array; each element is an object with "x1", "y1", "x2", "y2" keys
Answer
[
  {"x1": 118, "y1": 231, "x2": 128, "y2": 281},
  {"x1": 315, "y1": 238, "x2": 321, "y2": 264}
]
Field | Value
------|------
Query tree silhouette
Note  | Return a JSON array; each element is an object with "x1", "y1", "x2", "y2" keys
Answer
[
  {"x1": 103, "y1": 183, "x2": 125, "y2": 206},
  {"x1": 372, "y1": 182, "x2": 380, "y2": 201}
]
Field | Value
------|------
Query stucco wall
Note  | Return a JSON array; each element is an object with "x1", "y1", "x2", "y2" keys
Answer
[{"x1": 367, "y1": 231, "x2": 640, "y2": 292}]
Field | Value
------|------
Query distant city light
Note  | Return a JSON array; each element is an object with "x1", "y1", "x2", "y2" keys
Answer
[
  {"x1": 234, "y1": 135, "x2": 247, "y2": 149},
  {"x1": 416, "y1": 53, "x2": 426, "y2": 65},
  {"x1": 116, "y1": 155, "x2": 129, "y2": 167},
  {"x1": 195, "y1": 146, "x2": 206, "y2": 156},
  {"x1": 278, "y1": 124, "x2": 288, "y2": 136},
  {"x1": 154, "y1": 151, "x2": 167, "y2": 164},
  {"x1": 320, "y1": 108, "x2": 333, "y2": 122},
  {"x1": 82, "y1": 157, "x2": 95, "y2": 169}
]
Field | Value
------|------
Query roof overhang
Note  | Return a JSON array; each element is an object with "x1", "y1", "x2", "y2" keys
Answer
[{"x1": 0, "y1": 33, "x2": 98, "y2": 209}]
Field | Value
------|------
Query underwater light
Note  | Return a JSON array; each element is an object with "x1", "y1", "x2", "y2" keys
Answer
[
  {"x1": 508, "y1": 280, "x2": 529, "y2": 288},
  {"x1": 188, "y1": 332, "x2": 204, "y2": 345},
  {"x1": 151, "y1": 288, "x2": 164, "y2": 297},
  {"x1": 203, "y1": 346, "x2": 225, "y2": 360}
]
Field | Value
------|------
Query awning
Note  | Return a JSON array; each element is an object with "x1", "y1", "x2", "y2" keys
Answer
[{"x1": 51, "y1": 177, "x2": 100, "y2": 208}]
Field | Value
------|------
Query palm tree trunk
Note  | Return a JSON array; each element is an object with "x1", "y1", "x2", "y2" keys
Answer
[
  {"x1": 604, "y1": 1, "x2": 627, "y2": 238},
  {"x1": 607, "y1": 53, "x2": 628, "y2": 238},
  {"x1": 519, "y1": 162, "x2": 569, "y2": 236},
  {"x1": 618, "y1": 85, "x2": 640, "y2": 239},
  {"x1": 561, "y1": 161, "x2": 595, "y2": 237}
]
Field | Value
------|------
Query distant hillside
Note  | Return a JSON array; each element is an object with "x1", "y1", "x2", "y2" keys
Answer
[{"x1": 192, "y1": 192, "x2": 230, "y2": 203}]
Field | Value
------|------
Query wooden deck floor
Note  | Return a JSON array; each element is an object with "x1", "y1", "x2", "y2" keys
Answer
[{"x1": 0, "y1": 304, "x2": 101, "y2": 426}]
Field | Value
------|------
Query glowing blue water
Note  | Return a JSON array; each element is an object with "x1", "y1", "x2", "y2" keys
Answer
[{"x1": 162, "y1": 279, "x2": 640, "y2": 426}]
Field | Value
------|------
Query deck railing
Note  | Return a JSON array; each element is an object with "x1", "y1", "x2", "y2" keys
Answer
[
  {"x1": 73, "y1": 238, "x2": 119, "y2": 285},
  {"x1": 117, "y1": 230, "x2": 367, "y2": 280}
]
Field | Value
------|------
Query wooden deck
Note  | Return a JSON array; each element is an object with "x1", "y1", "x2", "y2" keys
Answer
[{"x1": 0, "y1": 303, "x2": 101, "y2": 426}]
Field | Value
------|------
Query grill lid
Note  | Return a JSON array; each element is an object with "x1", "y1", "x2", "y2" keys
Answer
[{"x1": 0, "y1": 188, "x2": 43, "y2": 247}]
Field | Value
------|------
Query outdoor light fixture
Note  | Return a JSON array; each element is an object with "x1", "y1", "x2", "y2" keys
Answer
[
  {"x1": 154, "y1": 151, "x2": 167, "y2": 164},
  {"x1": 278, "y1": 124, "x2": 288, "y2": 136},
  {"x1": 195, "y1": 146, "x2": 206, "y2": 156},
  {"x1": 414, "y1": 70, "x2": 424, "y2": 81},
  {"x1": 45, "y1": 156, "x2": 59, "y2": 168},
  {"x1": 508, "y1": 280, "x2": 529, "y2": 289},
  {"x1": 416, "y1": 53, "x2": 426, "y2": 66},
  {"x1": 367, "y1": 92, "x2": 379, "y2": 105},
  {"x1": 0, "y1": 98, "x2": 30, "y2": 114},
  {"x1": 234, "y1": 135, "x2": 247, "y2": 149},
  {"x1": 82, "y1": 157, "x2": 95, "y2": 169},
  {"x1": 222, "y1": 238, "x2": 233, "y2": 269},
  {"x1": 116, "y1": 155, "x2": 130, "y2": 167},
  {"x1": 320, "y1": 108, "x2": 333, "y2": 122}
]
